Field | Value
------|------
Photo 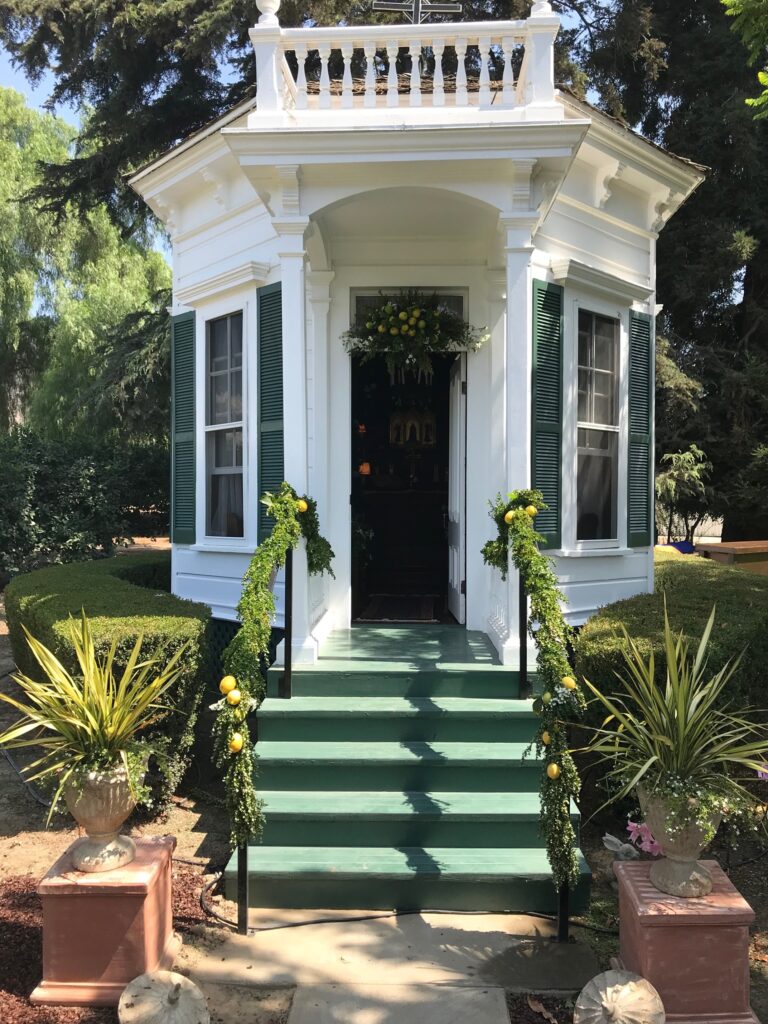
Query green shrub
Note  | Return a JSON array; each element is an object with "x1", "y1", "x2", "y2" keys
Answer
[
  {"x1": 0, "y1": 429, "x2": 169, "y2": 580},
  {"x1": 575, "y1": 556, "x2": 768, "y2": 715},
  {"x1": 4, "y1": 552, "x2": 211, "y2": 811}
]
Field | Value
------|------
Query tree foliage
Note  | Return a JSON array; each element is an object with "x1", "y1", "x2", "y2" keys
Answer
[{"x1": 723, "y1": 0, "x2": 768, "y2": 118}]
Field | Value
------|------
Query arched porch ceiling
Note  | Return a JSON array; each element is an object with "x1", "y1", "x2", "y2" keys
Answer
[{"x1": 310, "y1": 186, "x2": 501, "y2": 268}]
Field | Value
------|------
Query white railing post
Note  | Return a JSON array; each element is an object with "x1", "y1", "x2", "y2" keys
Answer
[
  {"x1": 250, "y1": 0, "x2": 284, "y2": 117},
  {"x1": 525, "y1": 0, "x2": 560, "y2": 118}
]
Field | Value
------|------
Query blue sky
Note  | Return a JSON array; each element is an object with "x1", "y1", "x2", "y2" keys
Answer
[{"x1": 0, "y1": 49, "x2": 78, "y2": 123}]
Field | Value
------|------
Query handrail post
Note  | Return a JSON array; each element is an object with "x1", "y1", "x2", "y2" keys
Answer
[
  {"x1": 556, "y1": 883, "x2": 570, "y2": 942},
  {"x1": 237, "y1": 844, "x2": 249, "y2": 935},
  {"x1": 518, "y1": 571, "x2": 529, "y2": 697},
  {"x1": 280, "y1": 546, "x2": 293, "y2": 699}
]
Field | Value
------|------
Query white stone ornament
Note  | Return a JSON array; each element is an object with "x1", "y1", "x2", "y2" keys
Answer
[
  {"x1": 119, "y1": 971, "x2": 210, "y2": 1024},
  {"x1": 575, "y1": 970, "x2": 665, "y2": 1024}
]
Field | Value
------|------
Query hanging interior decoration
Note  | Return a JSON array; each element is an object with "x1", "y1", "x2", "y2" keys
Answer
[
  {"x1": 342, "y1": 290, "x2": 487, "y2": 380},
  {"x1": 481, "y1": 488, "x2": 586, "y2": 892},
  {"x1": 212, "y1": 482, "x2": 335, "y2": 848}
]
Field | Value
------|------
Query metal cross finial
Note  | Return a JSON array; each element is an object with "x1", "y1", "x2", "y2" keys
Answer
[{"x1": 372, "y1": 0, "x2": 462, "y2": 24}]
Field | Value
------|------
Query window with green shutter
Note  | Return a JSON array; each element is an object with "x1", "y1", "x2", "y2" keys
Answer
[
  {"x1": 258, "y1": 283, "x2": 284, "y2": 541},
  {"x1": 531, "y1": 280, "x2": 564, "y2": 549},
  {"x1": 171, "y1": 311, "x2": 196, "y2": 545},
  {"x1": 627, "y1": 311, "x2": 653, "y2": 547}
]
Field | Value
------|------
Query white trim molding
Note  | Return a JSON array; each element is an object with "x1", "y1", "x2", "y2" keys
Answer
[
  {"x1": 176, "y1": 261, "x2": 271, "y2": 306},
  {"x1": 550, "y1": 257, "x2": 653, "y2": 305}
]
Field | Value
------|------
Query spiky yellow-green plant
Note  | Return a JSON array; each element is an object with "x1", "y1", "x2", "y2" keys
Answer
[
  {"x1": 581, "y1": 604, "x2": 768, "y2": 836},
  {"x1": 0, "y1": 611, "x2": 187, "y2": 821}
]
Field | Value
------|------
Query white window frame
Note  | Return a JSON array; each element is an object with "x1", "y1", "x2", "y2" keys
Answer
[
  {"x1": 191, "y1": 289, "x2": 257, "y2": 553},
  {"x1": 205, "y1": 310, "x2": 245, "y2": 539},
  {"x1": 561, "y1": 293, "x2": 629, "y2": 554}
]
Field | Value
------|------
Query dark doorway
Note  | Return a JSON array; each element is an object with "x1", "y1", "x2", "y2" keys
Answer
[{"x1": 351, "y1": 354, "x2": 453, "y2": 622}]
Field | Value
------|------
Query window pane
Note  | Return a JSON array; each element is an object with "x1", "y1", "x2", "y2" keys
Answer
[
  {"x1": 577, "y1": 368, "x2": 590, "y2": 421},
  {"x1": 214, "y1": 429, "x2": 235, "y2": 468},
  {"x1": 592, "y1": 370, "x2": 617, "y2": 425},
  {"x1": 210, "y1": 319, "x2": 229, "y2": 373},
  {"x1": 230, "y1": 369, "x2": 242, "y2": 422},
  {"x1": 234, "y1": 428, "x2": 243, "y2": 467},
  {"x1": 208, "y1": 473, "x2": 244, "y2": 537},
  {"x1": 231, "y1": 314, "x2": 243, "y2": 368},
  {"x1": 577, "y1": 428, "x2": 617, "y2": 540},
  {"x1": 593, "y1": 316, "x2": 617, "y2": 372},
  {"x1": 210, "y1": 373, "x2": 230, "y2": 425}
]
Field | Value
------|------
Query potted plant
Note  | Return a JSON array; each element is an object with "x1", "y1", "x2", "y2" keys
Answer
[
  {"x1": 581, "y1": 605, "x2": 767, "y2": 897},
  {"x1": 0, "y1": 612, "x2": 186, "y2": 873}
]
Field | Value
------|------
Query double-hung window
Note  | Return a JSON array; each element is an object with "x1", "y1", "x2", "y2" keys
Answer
[
  {"x1": 577, "y1": 310, "x2": 620, "y2": 543},
  {"x1": 206, "y1": 312, "x2": 244, "y2": 537}
]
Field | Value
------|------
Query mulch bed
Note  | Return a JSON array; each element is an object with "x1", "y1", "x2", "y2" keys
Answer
[
  {"x1": 0, "y1": 865, "x2": 211, "y2": 1024},
  {"x1": 506, "y1": 993, "x2": 574, "y2": 1024}
]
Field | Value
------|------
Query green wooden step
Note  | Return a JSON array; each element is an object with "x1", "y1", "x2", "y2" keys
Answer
[
  {"x1": 259, "y1": 790, "x2": 579, "y2": 848},
  {"x1": 256, "y1": 741, "x2": 541, "y2": 791},
  {"x1": 266, "y1": 665, "x2": 518, "y2": 699},
  {"x1": 223, "y1": 844, "x2": 591, "y2": 913},
  {"x1": 257, "y1": 696, "x2": 537, "y2": 743}
]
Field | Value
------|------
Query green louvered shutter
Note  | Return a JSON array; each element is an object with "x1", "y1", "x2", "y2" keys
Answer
[
  {"x1": 258, "y1": 283, "x2": 284, "y2": 541},
  {"x1": 531, "y1": 280, "x2": 564, "y2": 549},
  {"x1": 171, "y1": 311, "x2": 196, "y2": 545},
  {"x1": 628, "y1": 311, "x2": 653, "y2": 547}
]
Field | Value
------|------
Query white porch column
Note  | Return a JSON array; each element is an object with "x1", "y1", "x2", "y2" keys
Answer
[
  {"x1": 276, "y1": 219, "x2": 317, "y2": 662},
  {"x1": 305, "y1": 269, "x2": 335, "y2": 644},
  {"x1": 525, "y1": 2, "x2": 561, "y2": 120},
  {"x1": 498, "y1": 213, "x2": 538, "y2": 667}
]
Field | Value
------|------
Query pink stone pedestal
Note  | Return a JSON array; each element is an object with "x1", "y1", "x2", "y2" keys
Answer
[
  {"x1": 615, "y1": 860, "x2": 758, "y2": 1024},
  {"x1": 30, "y1": 835, "x2": 181, "y2": 1007}
]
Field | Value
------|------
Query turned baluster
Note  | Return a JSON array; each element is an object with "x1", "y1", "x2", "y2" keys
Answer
[
  {"x1": 501, "y1": 36, "x2": 515, "y2": 107},
  {"x1": 432, "y1": 40, "x2": 445, "y2": 107},
  {"x1": 318, "y1": 44, "x2": 331, "y2": 109},
  {"x1": 386, "y1": 40, "x2": 399, "y2": 107},
  {"x1": 455, "y1": 38, "x2": 468, "y2": 107},
  {"x1": 409, "y1": 40, "x2": 422, "y2": 107},
  {"x1": 478, "y1": 36, "x2": 492, "y2": 107},
  {"x1": 294, "y1": 44, "x2": 308, "y2": 109},
  {"x1": 341, "y1": 42, "x2": 354, "y2": 108},
  {"x1": 363, "y1": 40, "x2": 377, "y2": 108}
]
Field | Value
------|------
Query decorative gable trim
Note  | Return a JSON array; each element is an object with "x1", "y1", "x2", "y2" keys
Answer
[
  {"x1": 176, "y1": 261, "x2": 271, "y2": 306},
  {"x1": 550, "y1": 257, "x2": 653, "y2": 305}
]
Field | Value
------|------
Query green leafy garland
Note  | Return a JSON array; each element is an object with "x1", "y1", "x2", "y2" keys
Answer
[
  {"x1": 212, "y1": 482, "x2": 335, "y2": 848},
  {"x1": 482, "y1": 489, "x2": 586, "y2": 891},
  {"x1": 342, "y1": 290, "x2": 487, "y2": 377}
]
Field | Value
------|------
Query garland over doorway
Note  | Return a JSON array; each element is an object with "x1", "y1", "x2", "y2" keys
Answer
[{"x1": 343, "y1": 289, "x2": 487, "y2": 380}]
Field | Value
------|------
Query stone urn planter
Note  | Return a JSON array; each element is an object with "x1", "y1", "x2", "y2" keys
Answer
[
  {"x1": 638, "y1": 786, "x2": 721, "y2": 897},
  {"x1": 64, "y1": 765, "x2": 138, "y2": 873}
]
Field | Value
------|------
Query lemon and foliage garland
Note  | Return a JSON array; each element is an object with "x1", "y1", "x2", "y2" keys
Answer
[
  {"x1": 342, "y1": 290, "x2": 487, "y2": 377},
  {"x1": 212, "y1": 482, "x2": 335, "y2": 848},
  {"x1": 482, "y1": 489, "x2": 586, "y2": 891}
]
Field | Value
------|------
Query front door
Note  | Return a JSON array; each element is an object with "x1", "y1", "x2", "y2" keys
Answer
[{"x1": 447, "y1": 354, "x2": 467, "y2": 623}]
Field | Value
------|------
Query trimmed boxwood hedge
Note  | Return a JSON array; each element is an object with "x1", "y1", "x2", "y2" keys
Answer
[
  {"x1": 575, "y1": 555, "x2": 768, "y2": 714},
  {"x1": 4, "y1": 552, "x2": 211, "y2": 811}
]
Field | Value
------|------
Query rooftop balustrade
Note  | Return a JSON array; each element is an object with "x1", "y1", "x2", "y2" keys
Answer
[{"x1": 248, "y1": 0, "x2": 562, "y2": 126}]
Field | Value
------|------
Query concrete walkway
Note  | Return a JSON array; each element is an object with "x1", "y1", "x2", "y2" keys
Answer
[
  {"x1": 184, "y1": 906, "x2": 599, "y2": 1022},
  {"x1": 288, "y1": 983, "x2": 509, "y2": 1024}
]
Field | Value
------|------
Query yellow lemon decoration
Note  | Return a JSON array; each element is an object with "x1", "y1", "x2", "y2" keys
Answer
[
  {"x1": 219, "y1": 675, "x2": 237, "y2": 695},
  {"x1": 546, "y1": 762, "x2": 561, "y2": 780},
  {"x1": 541, "y1": 691, "x2": 552, "y2": 705},
  {"x1": 399, "y1": 311, "x2": 408, "y2": 321},
  {"x1": 504, "y1": 509, "x2": 515, "y2": 524},
  {"x1": 541, "y1": 731, "x2": 551, "y2": 745},
  {"x1": 226, "y1": 688, "x2": 242, "y2": 706},
  {"x1": 525, "y1": 505, "x2": 538, "y2": 517},
  {"x1": 229, "y1": 732, "x2": 244, "y2": 753},
  {"x1": 390, "y1": 327, "x2": 400, "y2": 336},
  {"x1": 296, "y1": 498, "x2": 309, "y2": 513},
  {"x1": 378, "y1": 324, "x2": 387, "y2": 334},
  {"x1": 561, "y1": 675, "x2": 577, "y2": 690}
]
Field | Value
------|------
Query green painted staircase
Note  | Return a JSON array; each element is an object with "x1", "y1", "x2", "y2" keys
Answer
[{"x1": 222, "y1": 625, "x2": 590, "y2": 913}]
